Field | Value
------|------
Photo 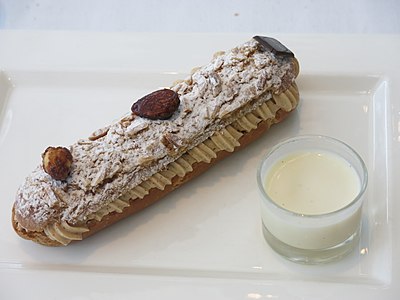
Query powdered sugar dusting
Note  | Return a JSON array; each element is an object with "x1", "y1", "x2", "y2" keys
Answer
[{"x1": 14, "y1": 38, "x2": 297, "y2": 231}]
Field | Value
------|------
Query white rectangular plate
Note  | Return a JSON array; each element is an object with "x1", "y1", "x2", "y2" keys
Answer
[{"x1": 0, "y1": 32, "x2": 399, "y2": 299}]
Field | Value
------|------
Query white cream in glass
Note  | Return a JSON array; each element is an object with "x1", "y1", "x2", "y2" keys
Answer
[{"x1": 257, "y1": 135, "x2": 368, "y2": 264}]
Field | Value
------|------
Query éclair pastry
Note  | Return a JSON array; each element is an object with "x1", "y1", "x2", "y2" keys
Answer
[{"x1": 12, "y1": 36, "x2": 300, "y2": 246}]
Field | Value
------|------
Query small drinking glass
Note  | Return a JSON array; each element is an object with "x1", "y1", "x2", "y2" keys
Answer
[{"x1": 257, "y1": 135, "x2": 368, "y2": 264}]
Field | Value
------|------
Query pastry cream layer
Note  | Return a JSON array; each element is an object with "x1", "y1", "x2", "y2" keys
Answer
[{"x1": 43, "y1": 83, "x2": 299, "y2": 245}]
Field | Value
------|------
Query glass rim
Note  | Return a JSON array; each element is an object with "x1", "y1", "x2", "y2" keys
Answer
[{"x1": 257, "y1": 134, "x2": 368, "y2": 218}]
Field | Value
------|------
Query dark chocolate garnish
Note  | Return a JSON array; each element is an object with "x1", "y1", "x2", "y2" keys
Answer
[{"x1": 253, "y1": 36, "x2": 294, "y2": 58}]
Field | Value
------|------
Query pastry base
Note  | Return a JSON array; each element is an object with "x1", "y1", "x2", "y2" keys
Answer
[{"x1": 12, "y1": 107, "x2": 293, "y2": 246}]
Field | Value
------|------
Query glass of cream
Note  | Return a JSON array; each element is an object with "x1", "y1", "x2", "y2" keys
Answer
[{"x1": 257, "y1": 135, "x2": 368, "y2": 264}]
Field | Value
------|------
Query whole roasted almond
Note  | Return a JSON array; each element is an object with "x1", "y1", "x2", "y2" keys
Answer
[{"x1": 131, "y1": 89, "x2": 180, "y2": 120}]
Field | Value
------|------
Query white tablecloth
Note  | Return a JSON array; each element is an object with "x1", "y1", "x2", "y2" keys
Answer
[{"x1": 0, "y1": 0, "x2": 399, "y2": 33}]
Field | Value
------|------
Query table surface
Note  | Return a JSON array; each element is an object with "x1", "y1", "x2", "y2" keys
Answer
[{"x1": 0, "y1": 0, "x2": 399, "y2": 33}]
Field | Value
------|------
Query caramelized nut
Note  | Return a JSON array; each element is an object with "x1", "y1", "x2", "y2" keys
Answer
[
  {"x1": 161, "y1": 133, "x2": 180, "y2": 153},
  {"x1": 42, "y1": 147, "x2": 73, "y2": 181},
  {"x1": 89, "y1": 126, "x2": 110, "y2": 141},
  {"x1": 131, "y1": 89, "x2": 180, "y2": 120}
]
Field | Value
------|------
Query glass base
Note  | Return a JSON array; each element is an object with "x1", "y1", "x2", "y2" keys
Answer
[{"x1": 262, "y1": 223, "x2": 361, "y2": 265}]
